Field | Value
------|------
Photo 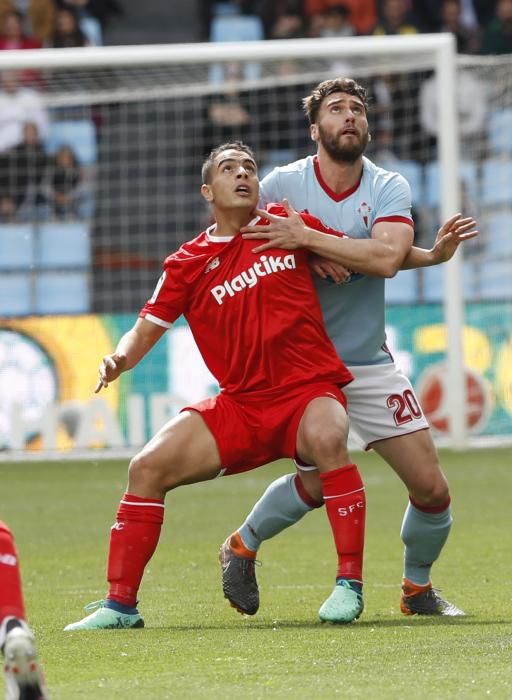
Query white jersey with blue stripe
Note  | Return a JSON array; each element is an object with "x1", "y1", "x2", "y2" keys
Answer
[{"x1": 259, "y1": 155, "x2": 413, "y2": 365}]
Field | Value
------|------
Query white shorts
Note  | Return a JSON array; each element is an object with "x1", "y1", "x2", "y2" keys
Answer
[
  {"x1": 294, "y1": 362, "x2": 430, "y2": 471},
  {"x1": 344, "y1": 362, "x2": 429, "y2": 450}
]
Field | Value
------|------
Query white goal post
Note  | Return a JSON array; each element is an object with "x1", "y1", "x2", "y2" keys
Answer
[{"x1": 3, "y1": 33, "x2": 509, "y2": 456}]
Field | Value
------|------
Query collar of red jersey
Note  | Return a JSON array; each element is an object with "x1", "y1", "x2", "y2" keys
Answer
[{"x1": 205, "y1": 215, "x2": 260, "y2": 243}]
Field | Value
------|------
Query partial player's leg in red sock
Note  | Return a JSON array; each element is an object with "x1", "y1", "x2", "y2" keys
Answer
[
  {"x1": 0, "y1": 520, "x2": 26, "y2": 622},
  {"x1": 107, "y1": 493, "x2": 165, "y2": 607},
  {"x1": 64, "y1": 493, "x2": 164, "y2": 631},
  {"x1": 0, "y1": 521, "x2": 50, "y2": 698},
  {"x1": 318, "y1": 464, "x2": 366, "y2": 623},
  {"x1": 320, "y1": 463, "x2": 366, "y2": 582}
]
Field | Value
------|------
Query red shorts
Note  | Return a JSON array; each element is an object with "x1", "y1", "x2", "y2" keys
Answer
[{"x1": 182, "y1": 382, "x2": 347, "y2": 476}]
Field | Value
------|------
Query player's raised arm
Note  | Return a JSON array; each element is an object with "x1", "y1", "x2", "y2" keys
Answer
[
  {"x1": 401, "y1": 213, "x2": 479, "y2": 269},
  {"x1": 95, "y1": 317, "x2": 166, "y2": 393}
]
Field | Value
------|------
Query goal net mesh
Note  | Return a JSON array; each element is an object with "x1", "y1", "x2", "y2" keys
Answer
[{"x1": 1, "y1": 42, "x2": 511, "y2": 453}]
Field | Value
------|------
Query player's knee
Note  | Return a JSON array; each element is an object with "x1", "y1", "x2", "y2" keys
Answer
[
  {"x1": 411, "y1": 475, "x2": 450, "y2": 508},
  {"x1": 308, "y1": 424, "x2": 348, "y2": 464},
  {"x1": 128, "y1": 451, "x2": 166, "y2": 493}
]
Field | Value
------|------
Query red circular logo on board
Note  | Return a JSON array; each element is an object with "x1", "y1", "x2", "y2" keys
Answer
[{"x1": 417, "y1": 363, "x2": 492, "y2": 434}]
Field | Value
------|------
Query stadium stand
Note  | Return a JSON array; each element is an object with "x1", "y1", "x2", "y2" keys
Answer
[
  {"x1": 37, "y1": 221, "x2": 91, "y2": 269},
  {"x1": 424, "y1": 160, "x2": 479, "y2": 210},
  {"x1": 0, "y1": 223, "x2": 34, "y2": 269},
  {"x1": 0, "y1": 220, "x2": 91, "y2": 315},
  {"x1": 422, "y1": 260, "x2": 482, "y2": 303},
  {"x1": 210, "y1": 10, "x2": 264, "y2": 42},
  {"x1": 386, "y1": 268, "x2": 418, "y2": 304},
  {"x1": 0, "y1": 273, "x2": 32, "y2": 316},
  {"x1": 479, "y1": 260, "x2": 512, "y2": 299},
  {"x1": 34, "y1": 270, "x2": 90, "y2": 314},
  {"x1": 481, "y1": 157, "x2": 512, "y2": 209},
  {"x1": 483, "y1": 211, "x2": 512, "y2": 257},
  {"x1": 380, "y1": 157, "x2": 424, "y2": 206},
  {"x1": 487, "y1": 107, "x2": 512, "y2": 156}
]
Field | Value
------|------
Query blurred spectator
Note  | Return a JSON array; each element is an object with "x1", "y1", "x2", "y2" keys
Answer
[
  {"x1": 313, "y1": 4, "x2": 356, "y2": 37},
  {"x1": 198, "y1": 0, "x2": 214, "y2": 40},
  {"x1": 481, "y1": 0, "x2": 512, "y2": 54},
  {"x1": 472, "y1": 0, "x2": 498, "y2": 27},
  {"x1": 257, "y1": 65, "x2": 312, "y2": 158},
  {"x1": 413, "y1": 0, "x2": 497, "y2": 31},
  {"x1": 270, "y1": 13, "x2": 306, "y2": 38},
  {"x1": 373, "y1": 0, "x2": 420, "y2": 34},
  {"x1": 49, "y1": 6, "x2": 88, "y2": 46},
  {"x1": 205, "y1": 91, "x2": 252, "y2": 145},
  {"x1": 0, "y1": 10, "x2": 43, "y2": 84},
  {"x1": 0, "y1": 121, "x2": 47, "y2": 221},
  {"x1": 439, "y1": 0, "x2": 480, "y2": 53},
  {"x1": 56, "y1": 0, "x2": 122, "y2": 30},
  {"x1": 303, "y1": 0, "x2": 377, "y2": 35},
  {"x1": 28, "y1": 0, "x2": 56, "y2": 43},
  {"x1": 419, "y1": 68, "x2": 487, "y2": 159},
  {"x1": 259, "y1": 0, "x2": 307, "y2": 39},
  {"x1": 369, "y1": 72, "x2": 425, "y2": 161},
  {"x1": 44, "y1": 144, "x2": 83, "y2": 218},
  {"x1": 371, "y1": 2, "x2": 422, "y2": 161},
  {"x1": 0, "y1": 71, "x2": 48, "y2": 153},
  {"x1": 369, "y1": 75, "x2": 395, "y2": 159},
  {"x1": 0, "y1": 8, "x2": 41, "y2": 47},
  {"x1": 0, "y1": 0, "x2": 56, "y2": 43},
  {"x1": 203, "y1": 57, "x2": 256, "y2": 153}
]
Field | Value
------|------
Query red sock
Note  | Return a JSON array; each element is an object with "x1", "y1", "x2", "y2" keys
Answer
[
  {"x1": 0, "y1": 521, "x2": 26, "y2": 621},
  {"x1": 319, "y1": 464, "x2": 366, "y2": 583},
  {"x1": 107, "y1": 493, "x2": 165, "y2": 607}
]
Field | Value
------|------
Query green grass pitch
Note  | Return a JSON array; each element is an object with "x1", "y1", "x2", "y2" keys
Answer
[{"x1": 1, "y1": 448, "x2": 511, "y2": 699}]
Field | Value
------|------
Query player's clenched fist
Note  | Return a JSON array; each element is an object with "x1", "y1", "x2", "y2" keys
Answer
[{"x1": 94, "y1": 352, "x2": 127, "y2": 393}]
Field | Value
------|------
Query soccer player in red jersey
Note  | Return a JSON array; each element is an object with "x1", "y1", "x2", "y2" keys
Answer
[
  {"x1": 64, "y1": 141, "x2": 366, "y2": 630},
  {"x1": 0, "y1": 521, "x2": 49, "y2": 699}
]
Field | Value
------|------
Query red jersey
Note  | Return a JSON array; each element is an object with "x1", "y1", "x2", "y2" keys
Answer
[{"x1": 140, "y1": 204, "x2": 353, "y2": 395}]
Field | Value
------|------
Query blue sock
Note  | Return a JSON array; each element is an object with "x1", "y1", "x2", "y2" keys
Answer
[
  {"x1": 105, "y1": 599, "x2": 139, "y2": 615},
  {"x1": 400, "y1": 501, "x2": 452, "y2": 585},
  {"x1": 336, "y1": 578, "x2": 362, "y2": 593},
  {"x1": 238, "y1": 473, "x2": 315, "y2": 551}
]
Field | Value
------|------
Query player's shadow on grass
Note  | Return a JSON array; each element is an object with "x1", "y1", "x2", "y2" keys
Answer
[{"x1": 154, "y1": 615, "x2": 508, "y2": 632}]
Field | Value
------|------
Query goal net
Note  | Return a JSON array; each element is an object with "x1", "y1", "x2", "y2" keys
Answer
[{"x1": 0, "y1": 35, "x2": 511, "y2": 456}]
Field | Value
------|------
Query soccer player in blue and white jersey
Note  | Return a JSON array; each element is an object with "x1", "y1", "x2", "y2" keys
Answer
[{"x1": 219, "y1": 78, "x2": 478, "y2": 620}]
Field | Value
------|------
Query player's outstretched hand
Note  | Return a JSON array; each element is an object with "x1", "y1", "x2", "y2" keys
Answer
[
  {"x1": 431, "y1": 213, "x2": 479, "y2": 264},
  {"x1": 94, "y1": 352, "x2": 127, "y2": 393},
  {"x1": 241, "y1": 199, "x2": 307, "y2": 252}
]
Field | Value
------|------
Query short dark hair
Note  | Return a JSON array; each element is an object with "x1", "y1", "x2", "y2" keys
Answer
[
  {"x1": 302, "y1": 78, "x2": 368, "y2": 124},
  {"x1": 201, "y1": 141, "x2": 256, "y2": 183}
]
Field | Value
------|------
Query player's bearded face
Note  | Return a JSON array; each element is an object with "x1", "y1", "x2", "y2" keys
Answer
[{"x1": 317, "y1": 122, "x2": 369, "y2": 163}]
